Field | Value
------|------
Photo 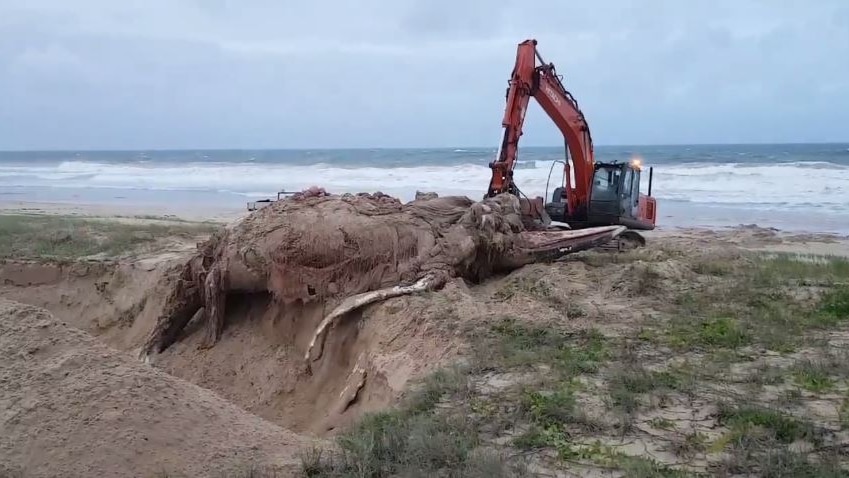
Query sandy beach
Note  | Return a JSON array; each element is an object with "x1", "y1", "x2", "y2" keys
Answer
[
  {"x1": 2, "y1": 194, "x2": 849, "y2": 477},
  {"x1": 0, "y1": 0, "x2": 849, "y2": 478},
  {"x1": 3, "y1": 0, "x2": 848, "y2": 474}
]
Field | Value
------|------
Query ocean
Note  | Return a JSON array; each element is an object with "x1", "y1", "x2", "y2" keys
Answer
[{"x1": 1, "y1": 143, "x2": 848, "y2": 233}]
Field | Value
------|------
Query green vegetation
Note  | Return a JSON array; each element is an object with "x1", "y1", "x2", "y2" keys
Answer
[
  {"x1": 608, "y1": 365, "x2": 683, "y2": 413},
  {"x1": 306, "y1": 317, "x2": 616, "y2": 477},
  {"x1": 840, "y1": 394, "x2": 849, "y2": 430},
  {"x1": 690, "y1": 259, "x2": 733, "y2": 276},
  {"x1": 756, "y1": 252, "x2": 849, "y2": 283},
  {"x1": 710, "y1": 402, "x2": 849, "y2": 477},
  {"x1": 302, "y1": 368, "x2": 522, "y2": 477},
  {"x1": 492, "y1": 276, "x2": 588, "y2": 317},
  {"x1": 746, "y1": 363, "x2": 786, "y2": 386},
  {"x1": 492, "y1": 276, "x2": 555, "y2": 302},
  {"x1": 649, "y1": 253, "x2": 849, "y2": 353},
  {"x1": 665, "y1": 316, "x2": 752, "y2": 350},
  {"x1": 0, "y1": 214, "x2": 218, "y2": 260},
  {"x1": 405, "y1": 366, "x2": 470, "y2": 414},
  {"x1": 791, "y1": 359, "x2": 836, "y2": 392},
  {"x1": 755, "y1": 452, "x2": 849, "y2": 478},
  {"x1": 631, "y1": 263, "x2": 663, "y2": 295},
  {"x1": 820, "y1": 287, "x2": 849, "y2": 322},
  {"x1": 514, "y1": 380, "x2": 604, "y2": 440},
  {"x1": 716, "y1": 402, "x2": 819, "y2": 445},
  {"x1": 478, "y1": 317, "x2": 609, "y2": 376},
  {"x1": 650, "y1": 417, "x2": 675, "y2": 430},
  {"x1": 331, "y1": 412, "x2": 480, "y2": 476},
  {"x1": 520, "y1": 387, "x2": 578, "y2": 426},
  {"x1": 304, "y1": 249, "x2": 849, "y2": 477},
  {"x1": 612, "y1": 453, "x2": 694, "y2": 478}
]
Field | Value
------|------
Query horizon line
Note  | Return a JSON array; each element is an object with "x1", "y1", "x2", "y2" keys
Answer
[{"x1": 1, "y1": 140, "x2": 848, "y2": 153}]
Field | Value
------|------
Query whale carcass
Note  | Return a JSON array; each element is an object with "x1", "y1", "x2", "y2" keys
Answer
[{"x1": 141, "y1": 191, "x2": 624, "y2": 362}]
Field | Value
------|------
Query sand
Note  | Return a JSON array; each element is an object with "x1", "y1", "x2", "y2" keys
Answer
[
  {"x1": 2, "y1": 199, "x2": 849, "y2": 477},
  {"x1": 0, "y1": 299, "x2": 318, "y2": 478}
]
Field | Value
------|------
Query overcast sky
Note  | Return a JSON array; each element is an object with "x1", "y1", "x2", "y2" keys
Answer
[{"x1": 1, "y1": 0, "x2": 847, "y2": 150}]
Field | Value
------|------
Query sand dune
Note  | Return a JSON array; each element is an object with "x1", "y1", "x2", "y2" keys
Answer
[{"x1": 0, "y1": 299, "x2": 317, "y2": 478}]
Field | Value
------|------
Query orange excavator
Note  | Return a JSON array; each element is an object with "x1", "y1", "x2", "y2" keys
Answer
[{"x1": 486, "y1": 39, "x2": 657, "y2": 248}]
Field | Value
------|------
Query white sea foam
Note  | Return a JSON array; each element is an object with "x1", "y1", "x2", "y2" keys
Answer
[{"x1": 1, "y1": 160, "x2": 848, "y2": 213}]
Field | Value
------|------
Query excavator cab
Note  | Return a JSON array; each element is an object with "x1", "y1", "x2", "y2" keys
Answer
[
  {"x1": 585, "y1": 160, "x2": 656, "y2": 231},
  {"x1": 545, "y1": 159, "x2": 657, "y2": 233}
]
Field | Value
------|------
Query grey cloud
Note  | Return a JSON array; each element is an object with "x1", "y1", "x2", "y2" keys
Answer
[{"x1": 0, "y1": 0, "x2": 846, "y2": 149}]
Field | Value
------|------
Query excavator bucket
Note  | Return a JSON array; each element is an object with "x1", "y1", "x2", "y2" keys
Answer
[{"x1": 519, "y1": 197, "x2": 553, "y2": 230}]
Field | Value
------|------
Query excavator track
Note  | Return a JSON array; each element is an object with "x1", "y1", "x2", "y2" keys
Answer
[
  {"x1": 543, "y1": 224, "x2": 646, "y2": 253},
  {"x1": 596, "y1": 230, "x2": 646, "y2": 252}
]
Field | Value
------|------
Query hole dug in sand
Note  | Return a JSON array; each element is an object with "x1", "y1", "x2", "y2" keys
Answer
[
  {"x1": 0, "y1": 254, "x2": 468, "y2": 439},
  {"x1": 146, "y1": 277, "x2": 473, "y2": 436}
]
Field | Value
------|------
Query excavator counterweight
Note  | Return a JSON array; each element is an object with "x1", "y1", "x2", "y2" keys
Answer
[{"x1": 487, "y1": 39, "x2": 657, "y2": 246}]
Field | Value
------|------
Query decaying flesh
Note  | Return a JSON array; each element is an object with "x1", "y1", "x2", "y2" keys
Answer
[{"x1": 140, "y1": 191, "x2": 623, "y2": 364}]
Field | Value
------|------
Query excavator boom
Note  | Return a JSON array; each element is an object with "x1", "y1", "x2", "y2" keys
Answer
[{"x1": 487, "y1": 39, "x2": 593, "y2": 219}]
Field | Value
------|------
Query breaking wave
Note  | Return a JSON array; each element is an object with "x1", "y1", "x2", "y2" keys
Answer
[{"x1": 1, "y1": 158, "x2": 848, "y2": 214}]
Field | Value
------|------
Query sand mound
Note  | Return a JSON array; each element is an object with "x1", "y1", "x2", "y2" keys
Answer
[
  {"x1": 0, "y1": 299, "x2": 314, "y2": 478},
  {"x1": 0, "y1": 259, "x2": 183, "y2": 352}
]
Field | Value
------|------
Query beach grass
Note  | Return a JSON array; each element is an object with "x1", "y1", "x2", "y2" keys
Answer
[
  {"x1": 302, "y1": 247, "x2": 849, "y2": 477},
  {"x1": 0, "y1": 214, "x2": 218, "y2": 260}
]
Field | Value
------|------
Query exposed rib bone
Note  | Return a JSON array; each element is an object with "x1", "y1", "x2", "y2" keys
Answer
[{"x1": 304, "y1": 276, "x2": 434, "y2": 365}]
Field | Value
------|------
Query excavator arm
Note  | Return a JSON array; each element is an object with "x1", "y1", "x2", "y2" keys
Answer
[{"x1": 486, "y1": 39, "x2": 595, "y2": 220}]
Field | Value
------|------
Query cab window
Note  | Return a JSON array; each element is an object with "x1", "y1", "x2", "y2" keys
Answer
[
  {"x1": 592, "y1": 167, "x2": 620, "y2": 199},
  {"x1": 623, "y1": 168, "x2": 633, "y2": 196}
]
